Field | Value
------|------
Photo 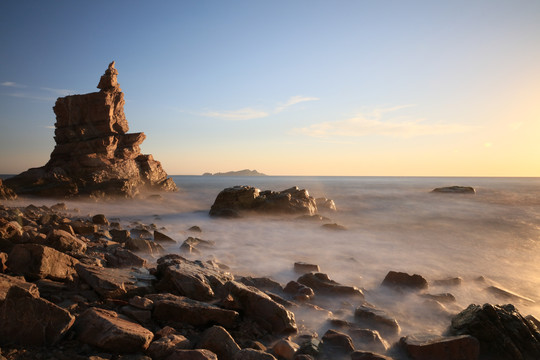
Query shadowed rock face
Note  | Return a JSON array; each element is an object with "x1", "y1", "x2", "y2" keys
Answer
[{"x1": 5, "y1": 61, "x2": 177, "y2": 199}]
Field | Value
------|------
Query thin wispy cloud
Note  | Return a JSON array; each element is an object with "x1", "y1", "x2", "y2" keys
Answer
[
  {"x1": 2, "y1": 82, "x2": 73, "y2": 101},
  {"x1": 1, "y1": 81, "x2": 26, "y2": 88},
  {"x1": 202, "y1": 95, "x2": 318, "y2": 121},
  {"x1": 294, "y1": 105, "x2": 476, "y2": 138},
  {"x1": 275, "y1": 95, "x2": 319, "y2": 113},
  {"x1": 41, "y1": 87, "x2": 73, "y2": 96}
]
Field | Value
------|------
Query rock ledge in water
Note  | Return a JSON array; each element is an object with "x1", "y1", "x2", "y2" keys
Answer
[
  {"x1": 4, "y1": 61, "x2": 177, "y2": 199},
  {"x1": 431, "y1": 186, "x2": 476, "y2": 194}
]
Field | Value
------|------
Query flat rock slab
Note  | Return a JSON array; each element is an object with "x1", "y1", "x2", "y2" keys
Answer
[
  {"x1": 0, "y1": 286, "x2": 75, "y2": 346},
  {"x1": 431, "y1": 186, "x2": 476, "y2": 194},
  {"x1": 380, "y1": 271, "x2": 428, "y2": 291},
  {"x1": 156, "y1": 255, "x2": 234, "y2": 301},
  {"x1": 7, "y1": 243, "x2": 79, "y2": 281},
  {"x1": 297, "y1": 272, "x2": 364, "y2": 298},
  {"x1": 76, "y1": 263, "x2": 155, "y2": 299},
  {"x1": 148, "y1": 293, "x2": 239, "y2": 328},
  {"x1": 0, "y1": 273, "x2": 40, "y2": 303},
  {"x1": 400, "y1": 334, "x2": 479, "y2": 360},
  {"x1": 354, "y1": 304, "x2": 401, "y2": 337},
  {"x1": 75, "y1": 307, "x2": 154, "y2": 353},
  {"x1": 224, "y1": 280, "x2": 297, "y2": 335}
]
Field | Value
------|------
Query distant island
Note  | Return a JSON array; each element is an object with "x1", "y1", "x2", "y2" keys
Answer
[{"x1": 202, "y1": 169, "x2": 267, "y2": 176}]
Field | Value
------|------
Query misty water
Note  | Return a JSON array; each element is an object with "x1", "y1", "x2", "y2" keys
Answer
[{"x1": 7, "y1": 176, "x2": 540, "y2": 341}]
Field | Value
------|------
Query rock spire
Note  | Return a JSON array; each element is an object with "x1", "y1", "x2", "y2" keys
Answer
[{"x1": 5, "y1": 62, "x2": 177, "y2": 198}]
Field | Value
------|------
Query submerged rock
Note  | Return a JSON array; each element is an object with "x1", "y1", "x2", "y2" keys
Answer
[
  {"x1": 209, "y1": 186, "x2": 321, "y2": 217},
  {"x1": 4, "y1": 61, "x2": 177, "y2": 198},
  {"x1": 449, "y1": 303, "x2": 540, "y2": 359},
  {"x1": 431, "y1": 186, "x2": 476, "y2": 194},
  {"x1": 399, "y1": 334, "x2": 479, "y2": 360}
]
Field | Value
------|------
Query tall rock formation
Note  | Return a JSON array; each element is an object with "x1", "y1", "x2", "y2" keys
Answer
[{"x1": 5, "y1": 62, "x2": 177, "y2": 198}]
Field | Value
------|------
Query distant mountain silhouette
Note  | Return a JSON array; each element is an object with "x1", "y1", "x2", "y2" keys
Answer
[{"x1": 202, "y1": 169, "x2": 267, "y2": 176}]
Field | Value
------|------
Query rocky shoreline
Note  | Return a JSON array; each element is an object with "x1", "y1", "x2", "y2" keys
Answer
[{"x1": 0, "y1": 199, "x2": 539, "y2": 360}]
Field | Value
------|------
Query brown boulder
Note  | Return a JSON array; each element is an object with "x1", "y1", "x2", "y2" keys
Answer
[
  {"x1": 354, "y1": 304, "x2": 401, "y2": 337},
  {"x1": 147, "y1": 333, "x2": 191, "y2": 360},
  {"x1": 154, "y1": 230, "x2": 176, "y2": 243},
  {"x1": 431, "y1": 186, "x2": 476, "y2": 194},
  {"x1": 7, "y1": 243, "x2": 78, "y2": 281},
  {"x1": 165, "y1": 349, "x2": 218, "y2": 360},
  {"x1": 350, "y1": 351, "x2": 394, "y2": 360},
  {"x1": 0, "y1": 285, "x2": 74, "y2": 346},
  {"x1": 234, "y1": 349, "x2": 277, "y2": 360},
  {"x1": 149, "y1": 293, "x2": 239, "y2": 328},
  {"x1": 197, "y1": 326, "x2": 241, "y2": 360},
  {"x1": 297, "y1": 272, "x2": 364, "y2": 298},
  {"x1": 105, "y1": 247, "x2": 147, "y2": 268},
  {"x1": 0, "y1": 273, "x2": 40, "y2": 303},
  {"x1": 381, "y1": 271, "x2": 428, "y2": 291},
  {"x1": 46, "y1": 228, "x2": 87, "y2": 254},
  {"x1": 400, "y1": 334, "x2": 479, "y2": 360},
  {"x1": 321, "y1": 329, "x2": 355, "y2": 354}
]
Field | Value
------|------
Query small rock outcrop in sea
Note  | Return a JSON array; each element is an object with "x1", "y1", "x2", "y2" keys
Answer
[
  {"x1": 209, "y1": 185, "x2": 325, "y2": 217},
  {"x1": 431, "y1": 186, "x2": 476, "y2": 194},
  {"x1": 202, "y1": 169, "x2": 267, "y2": 176},
  {"x1": 4, "y1": 62, "x2": 177, "y2": 198}
]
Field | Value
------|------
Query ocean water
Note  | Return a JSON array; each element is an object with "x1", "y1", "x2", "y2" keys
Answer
[{"x1": 4, "y1": 176, "x2": 540, "y2": 338}]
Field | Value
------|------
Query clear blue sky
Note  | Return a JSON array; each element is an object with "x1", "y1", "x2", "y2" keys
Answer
[{"x1": 1, "y1": 1, "x2": 539, "y2": 176}]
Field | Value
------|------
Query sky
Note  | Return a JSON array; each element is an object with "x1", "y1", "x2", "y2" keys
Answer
[{"x1": 1, "y1": 0, "x2": 539, "y2": 176}]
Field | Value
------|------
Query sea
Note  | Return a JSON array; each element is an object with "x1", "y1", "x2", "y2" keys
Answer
[{"x1": 3, "y1": 175, "x2": 540, "y2": 338}]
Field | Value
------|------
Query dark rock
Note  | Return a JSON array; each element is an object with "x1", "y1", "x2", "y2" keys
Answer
[
  {"x1": 0, "y1": 179, "x2": 17, "y2": 200},
  {"x1": 321, "y1": 329, "x2": 355, "y2": 354},
  {"x1": 297, "y1": 272, "x2": 364, "y2": 298},
  {"x1": 420, "y1": 293, "x2": 456, "y2": 303},
  {"x1": 122, "y1": 305, "x2": 152, "y2": 324},
  {"x1": 92, "y1": 214, "x2": 109, "y2": 225},
  {"x1": 294, "y1": 262, "x2": 320, "y2": 273},
  {"x1": 322, "y1": 223, "x2": 347, "y2": 230},
  {"x1": 46, "y1": 228, "x2": 87, "y2": 254},
  {"x1": 165, "y1": 349, "x2": 218, "y2": 360},
  {"x1": 105, "y1": 247, "x2": 147, "y2": 268},
  {"x1": 154, "y1": 230, "x2": 176, "y2": 243},
  {"x1": 272, "y1": 338, "x2": 299, "y2": 360},
  {"x1": 349, "y1": 329, "x2": 389, "y2": 354},
  {"x1": 431, "y1": 186, "x2": 476, "y2": 194},
  {"x1": 234, "y1": 348, "x2": 277, "y2": 360},
  {"x1": 485, "y1": 285, "x2": 535, "y2": 303},
  {"x1": 284, "y1": 281, "x2": 315, "y2": 301},
  {"x1": 449, "y1": 303, "x2": 540, "y2": 359},
  {"x1": 155, "y1": 255, "x2": 234, "y2": 301},
  {"x1": 130, "y1": 295, "x2": 154, "y2": 310},
  {"x1": 125, "y1": 237, "x2": 163, "y2": 255},
  {"x1": 197, "y1": 326, "x2": 241, "y2": 360},
  {"x1": 224, "y1": 280, "x2": 297, "y2": 334},
  {"x1": 7, "y1": 243, "x2": 78, "y2": 281},
  {"x1": 71, "y1": 220, "x2": 98, "y2": 236},
  {"x1": 381, "y1": 271, "x2": 428, "y2": 291},
  {"x1": 149, "y1": 293, "x2": 239, "y2": 328},
  {"x1": 0, "y1": 285, "x2": 74, "y2": 346},
  {"x1": 4, "y1": 62, "x2": 177, "y2": 198},
  {"x1": 209, "y1": 186, "x2": 319, "y2": 217},
  {"x1": 110, "y1": 229, "x2": 131, "y2": 243},
  {"x1": 240, "y1": 276, "x2": 283, "y2": 293},
  {"x1": 0, "y1": 252, "x2": 7, "y2": 273},
  {"x1": 432, "y1": 277, "x2": 463, "y2": 286},
  {"x1": 350, "y1": 351, "x2": 394, "y2": 360},
  {"x1": 296, "y1": 336, "x2": 321, "y2": 357},
  {"x1": 147, "y1": 333, "x2": 191, "y2": 360},
  {"x1": 354, "y1": 304, "x2": 401, "y2": 337},
  {"x1": 188, "y1": 226, "x2": 202, "y2": 232},
  {"x1": 75, "y1": 307, "x2": 154, "y2": 353},
  {"x1": 399, "y1": 334, "x2": 479, "y2": 360}
]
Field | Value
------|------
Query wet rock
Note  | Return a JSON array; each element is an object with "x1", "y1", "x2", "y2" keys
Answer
[
  {"x1": 322, "y1": 223, "x2": 347, "y2": 231},
  {"x1": 110, "y1": 229, "x2": 131, "y2": 243},
  {"x1": 105, "y1": 247, "x2": 147, "y2": 268},
  {"x1": 432, "y1": 277, "x2": 463, "y2": 286},
  {"x1": 284, "y1": 281, "x2": 315, "y2": 301},
  {"x1": 296, "y1": 336, "x2": 321, "y2": 357},
  {"x1": 431, "y1": 186, "x2": 476, "y2": 194},
  {"x1": 240, "y1": 276, "x2": 283, "y2": 293},
  {"x1": 209, "y1": 186, "x2": 318, "y2": 217},
  {"x1": 188, "y1": 226, "x2": 202, "y2": 233},
  {"x1": 130, "y1": 295, "x2": 154, "y2": 310},
  {"x1": 165, "y1": 349, "x2": 218, "y2": 360},
  {"x1": 125, "y1": 237, "x2": 163, "y2": 255},
  {"x1": 381, "y1": 271, "x2": 428, "y2": 291},
  {"x1": 76, "y1": 264, "x2": 155, "y2": 299},
  {"x1": 7, "y1": 243, "x2": 78, "y2": 281},
  {"x1": 449, "y1": 303, "x2": 540, "y2": 359},
  {"x1": 71, "y1": 220, "x2": 98, "y2": 236},
  {"x1": 147, "y1": 333, "x2": 191, "y2": 360},
  {"x1": 183, "y1": 236, "x2": 215, "y2": 249},
  {"x1": 149, "y1": 293, "x2": 239, "y2": 328},
  {"x1": 0, "y1": 179, "x2": 17, "y2": 200},
  {"x1": 224, "y1": 280, "x2": 297, "y2": 334},
  {"x1": 321, "y1": 329, "x2": 355, "y2": 354},
  {"x1": 420, "y1": 292, "x2": 456, "y2": 303},
  {"x1": 315, "y1": 197, "x2": 336, "y2": 211},
  {"x1": 400, "y1": 334, "x2": 479, "y2": 360},
  {"x1": 350, "y1": 351, "x2": 394, "y2": 360},
  {"x1": 154, "y1": 230, "x2": 176, "y2": 243},
  {"x1": 197, "y1": 326, "x2": 241, "y2": 360},
  {"x1": 156, "y1": 255, "x2": 234, "y2": 301},
  {"x1": 526, "y1": 315, "x2": 540, "y2": 329},
  {"x1": 46, "y1": 228, "x2": 87, "y2": 254},
  {"x1": 75, "y1": 307, "x2": 154, "y2": 353},
  {"x1": 0, "y1": 285, "x2": 75, "y2": 346},
  {"x1": 297, "y1": 272, "x2": 364, "y2": 298},
  {"x1": 92, "y1": 214, "x2": 109, "y2": 225},
  {"x1": 349, "y1": 329, "x2": 389, "y2": 354},
  {"x1": 4, "y1": 62, "x2": 177, "y2": 198},
  {"x1": 0, "y1": 273, "x2": 40, "y2": 302},
  {"x1": 294, "y1": 262, "x2": 320, "y2": 274},
  {"x1": 272, "y1": 339, "x2": 299, "y2": 360},
  {"x1": 354, "y1": 304, "x2": 401, "y2": 337},
  {"x1": 485, "y1": 285, "x2": 535, "y2": 303},
  {"x1": 234, "y1": 348, "x2": 277, "y2": 360}
]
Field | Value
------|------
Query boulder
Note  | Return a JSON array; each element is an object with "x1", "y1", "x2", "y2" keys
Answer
[
  {"x1": 272, "y1": 339, "x2": 299, "y2": 360},
  {"x1": 315, "y1": 197, "x2": 336, "y2": 211},
  {"x1": 381, "y1": 271, "x2": 428, "y2": 291},
  {"x1": 3, "y1": 62, "x2": 177, "y2": 198},
  {"x1": 294, "y1": 262, "x2": 320, "y2": 273},
  {"x1": 0, "y1": 285, "x2": 74, "y2": 346},
  {"x1": 75, "y1": 307, "x2": 154, "y2": 353},
  {"x1": 154, "y1": 230, "x2": 176, "y2": 243},
  {"x1": 349, "y1": 329, "x2": 389, "y2": 353},
  {"x1": 165, "y1": 349, "x2": 218, "y2": 360},
  {"x1": 197, "y1": 326, "x2": 241, "y2": 360},
  {"x1": 0, "y1": 273, "x2": 40, "y2": 303},
  {"x1": 297, "y1": 272, "x2": 364, "y2": 298},
  {"x1": 111, "y1": 229, "x2": 131, "y2": 242},
  {"x1": 284, "y1": 281, "x2": 315, "y2": 301},
  {"x1": 7, "y1": 243, "x2": 78, "y2": 281},
  {"x1": 147, "y1": 333, "x2": 191, "y2": 360},
  {"x1": 399, "y1": 334, "x2": 479, "y2": 360},
  {"x1": 149, "y1": 293, "x2": 239, "y2": 328},
  {"x1": 209, "y1": 186, "x2": 319, "y2": 217},
  {"x1": 350, "y1": 351, "x2": 394, "y2": 360},
  {"x1": 234, "y1": 349, "x2": 277, "y2": 360},
  {"x1": 105, "y1": 247, "x2": 147, "y2": 268},
  {"x1": 125, "y1": 237, "x2": 163, "y2": 255},
  {"x1": 92, "y1": 214, "x2": 109, "y2": 225},
  {"x1": 485, "y1": 285, "x2": 535, "y2": 304},
  {"x1": 449, "y1": 303, "x2": 540, "y2": 359},
  {"x1": 76, "y1": 264, "x2": 155, "y2": 299},
  {"x1": 431, "y1": 186, "x2": 475, "y2": 194},
  {"x1": 321, "y1": 329, "x2": 355, "y2": 354},
  {"x1": 0, "y1": 179, "x2": 17, "y2": 200},
  {"x1": 223, "y1": 280, "x2": 297, "y2": 334},
  {"x1": 46, "y1": 228, "x2": 87, "y2": 254},
  {"x1": 156, "y1": 255, "x2": 234, "y2": 301},
  {"x1": 354, "y1": 304, "x2": 401, "y2": 337}
]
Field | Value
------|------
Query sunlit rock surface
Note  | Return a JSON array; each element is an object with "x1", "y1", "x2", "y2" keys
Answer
[{"x1": 4, "y1": 62, "x2": 177, "y2": 198}]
